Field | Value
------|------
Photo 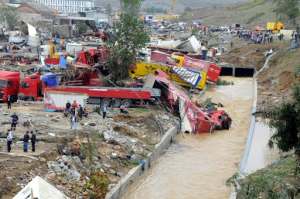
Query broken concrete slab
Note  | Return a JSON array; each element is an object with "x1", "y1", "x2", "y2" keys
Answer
[{"x1": 13, "y1": 176, "x2": 68, "y2": 199}]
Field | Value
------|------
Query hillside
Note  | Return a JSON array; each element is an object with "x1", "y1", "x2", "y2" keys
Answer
[
  {"x1": 257, "y1": 47, "x2": 300, "y2": 111},
  {"x1": 236, "y1": 155, "x2": 300, "y2": 199},
  {"x1": 181, "y1": 0, "x2": 276, "y2": 27},
  {"x1": 95, "y1": 0, "x2": 248, "y2": 12}
]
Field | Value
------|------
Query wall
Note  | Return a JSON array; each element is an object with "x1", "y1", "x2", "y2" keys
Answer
[{"x1": 105, "y1": 126, "x2": 179, "y2": 199}]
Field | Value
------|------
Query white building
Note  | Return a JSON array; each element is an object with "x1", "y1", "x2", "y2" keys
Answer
[{"x1": 33, "y1": 0, "x2": 95, "y2": 13}]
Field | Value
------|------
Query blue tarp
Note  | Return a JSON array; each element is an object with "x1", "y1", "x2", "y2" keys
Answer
[
  {"x1": 41, "y1": 73, "x2": 58, "y2": 87},
  {"x1": 59, "y1": 55, "x2": 67, "y2": 69}
]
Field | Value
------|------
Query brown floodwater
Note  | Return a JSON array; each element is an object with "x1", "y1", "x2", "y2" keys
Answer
[{"x1": 122, "y1": 77, "x2": 254, "y2": 199}]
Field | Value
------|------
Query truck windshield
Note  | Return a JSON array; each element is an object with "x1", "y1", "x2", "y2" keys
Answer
[{"x1": 0, "y1": 80, "x2": 8, "y2": 88}]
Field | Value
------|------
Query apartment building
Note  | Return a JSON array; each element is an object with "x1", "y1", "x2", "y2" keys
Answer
[{"x1": 33, "y1": 0, "x2": 95, "y2": 13}]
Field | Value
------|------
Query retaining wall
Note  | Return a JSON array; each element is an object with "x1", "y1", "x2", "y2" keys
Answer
[
  {"x1": 105, "y1": 126, "x2": 179, "y2": 199},
  {"x1": 239, "y1": 53, "x2": 276, "y2": 174}
]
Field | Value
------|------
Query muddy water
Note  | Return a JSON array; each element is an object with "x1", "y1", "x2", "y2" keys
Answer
[{"x1": 122, "y1": 77, "x2": 254, "y2": 199}]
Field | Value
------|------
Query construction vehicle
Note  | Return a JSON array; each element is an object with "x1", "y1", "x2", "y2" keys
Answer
[
  {"x1": 266, "y1": 21, "x2": 284, "y2": 33},
  {"x1": 41, "y1": 41, "x2": 61, "y2": 65},
  {"x1": 130, "y1": 50, "x2": 221, "y2": 89},
  {"x1": 151, "y1": 50, "x2": 221, "y2": 83},
  {"x1": 148, "y1": 70, "x2": 231, "y2": 134},
  {"x1": 76, "y1": 47, "x2": 109, "y2": 66},
  {"x1": 130, "y1": 61, "x2": 207, "y2": 90}
]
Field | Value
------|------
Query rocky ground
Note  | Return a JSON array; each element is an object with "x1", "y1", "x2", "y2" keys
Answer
[{"x1": 0, "y1": 101, "x2": 178, "y2": 198}]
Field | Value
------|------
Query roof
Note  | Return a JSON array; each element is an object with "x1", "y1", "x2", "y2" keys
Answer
[
  {"x1": 17, "y1": 1, "x2": 57, "y2": 16},
  {"x1": 0, "y1": 71, "x2": 20, "y2": 77},
  {"x1": 56, "y1": 16, "x2": 95, "y2": 21}
]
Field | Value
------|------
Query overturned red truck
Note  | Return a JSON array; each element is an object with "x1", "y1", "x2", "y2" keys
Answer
[{"x1": 146, "y1": 70, "x2": 231, "y2": 133}]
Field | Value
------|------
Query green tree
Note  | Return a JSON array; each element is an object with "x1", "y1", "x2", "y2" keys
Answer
[
  {"x1": 266, "y1": 85, "x2": 300, "y2": 173},
  {"x1": 107, "y1": 0, "x2": 149, "y2": 81},
  {"x1": 120, "y1": 0, "x2": 142, "y2": 15},
  {"x1": 0, "y1": 6, "x2": 19, "y2": 30},
  {"x1": 76, "y1": 21, "x2": 88, "y2": 34},
  {"x1": 273, "y1": 0, "x2": 300, "y2": 24}
]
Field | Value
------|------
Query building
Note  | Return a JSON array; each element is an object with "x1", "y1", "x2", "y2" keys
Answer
[
  {"x1": 32, "y1": 0, "x2": 95, "y2": 14},
  {"x1": 16, "y1": 2, "x2": 57, "y2": 20}
]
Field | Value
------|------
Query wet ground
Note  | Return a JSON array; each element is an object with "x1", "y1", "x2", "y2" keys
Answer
[{"x1": 122, "y1": 77, "x2": 254, "y2": 199}]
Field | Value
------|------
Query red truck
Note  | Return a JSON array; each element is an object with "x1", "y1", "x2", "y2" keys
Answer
[
  {"x1": 0, "y1": 66, "x2": 106, "y2": 102},
  {"x1": 0, "y1": 71, "x2": 48, "y2": 102},
  {"x1": 0, "y1": 71, "x2": 20, "y2": 102},
  {"x1": 149, "y1": 70, "x2": 231, "y2": 134}
]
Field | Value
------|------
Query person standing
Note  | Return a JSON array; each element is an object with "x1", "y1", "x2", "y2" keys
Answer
[
  {"x1": 65, "y1": 101, "x2": 71, "y2": 112},
  {"x1": 23, "y1": 131, "x2": 30, "y2": 152},
  {"x1": 7, "y1": 95, "x2": 11, "y2": 109},
  {"x1": 70, "y1": 114, "x2": 78, "y2": 129},
  {"x1": 78, "y1": 105, "x2": 83, "y2": 119},
  {"x1": 7, "y1": 129, "x2": 13, "y2": 153},
  {"x1": 30, "y1": 131, "x2": 36, "y2": 152},
  {"x1": 102, "y1": 104, "x2": 107, "y2": 119},
  {"x1": 11, "y1": 113, "x2": 19, "y2": 130},
  {"x1": 120, "y1": 105, "x2": 128, "y2": 114}
]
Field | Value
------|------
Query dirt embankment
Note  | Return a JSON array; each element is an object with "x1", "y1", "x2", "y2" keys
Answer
[
  {"x1": 220, "y1": 42, "x2": 288, "y2": 70},
  {"x1": 257, "y1": 48, "x2": 300, "y2": 111}
]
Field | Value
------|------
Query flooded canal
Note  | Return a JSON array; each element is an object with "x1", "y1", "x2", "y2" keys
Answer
[{"x1": 122, "y1": 77, "x2": 254, "y2": 199}]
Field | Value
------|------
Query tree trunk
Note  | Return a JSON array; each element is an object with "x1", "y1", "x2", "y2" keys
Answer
[{"x1": 295, "y1": 147, "x2": 300, "y2": 175}]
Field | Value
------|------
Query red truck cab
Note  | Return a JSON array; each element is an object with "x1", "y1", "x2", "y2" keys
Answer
[
  {"x1": 19, "y1": 73, "x2": 44, "y2": 101},
  {"x1": 0, "y1": 71, "x2": 20, "y2": 102}
]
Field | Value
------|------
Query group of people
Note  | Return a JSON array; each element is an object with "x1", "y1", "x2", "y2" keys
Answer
[
  {"x1": 6, "y1": 113, "x2": 37, "y2": 153},
  {"x1": 64, "y1": 100, "x2": 130, "y2": 129},
  {"x1": 65, "y1": 100, "x2": 88, "y2": 129},
  {"x1": 238, "y1": 30, "x2": 274, "y2": 44}
]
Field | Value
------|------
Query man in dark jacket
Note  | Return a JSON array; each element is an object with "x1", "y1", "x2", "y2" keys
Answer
[
  {"x1": 31, "y1": 131, "x2": 36, "y2": 152},
  {"x1": 23, "y1": 131, "x2": 30, "y2": 152},
  {"x1": 11, "y1": 113, "x2": 19, "y2": 130},
  {"x1": 7, "y1": 95, "x2": 12, "y2": 109},
  {"x1": 78, "y1": 105, "x2": 84, "y2": 119}
]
